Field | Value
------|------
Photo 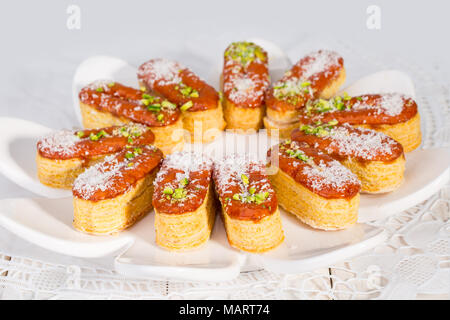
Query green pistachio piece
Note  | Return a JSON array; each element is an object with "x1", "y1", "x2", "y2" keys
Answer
[
  {"x1": 180, "y1": 177, "x2": 189, "y2": 186},
  {"x1": 328, "y1": 119, "x2": 338, "y2": 126},
  {"x1": 161, "y1": 100, "x2": 176, "y2": 109},
  {"x1": 76, "y1": 131, "x2": 84, "y2": 138},
  {"x1": 125, "y1": 152, "x2": 134, "y2": 159},
  {"x1": 157, "y1": 114, "x2": 164, "y2": 122},
  {"x1": 163, "y1": 187, "x2": 173, "y2": 195},
  {"x1": 241, "y1": 174, "x2": 249, "y2": 185},
  {"x1": 232, "y1": 194, "x2": 240, "y2": 201},
  {"x1": 180, "y1": 101, "x2": 193, "y2": 111}
]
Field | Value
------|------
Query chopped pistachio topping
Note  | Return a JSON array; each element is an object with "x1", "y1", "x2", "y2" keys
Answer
[
  {"x1": 306, "y1": 94, "x2": 353, "y2": 115},
  {"x1": 180, "y1": 178, "x2": 189, "y2": 187},
  {"x1": 140, "y1": 86, "x2": 146, "y2": 92},
  {"x1": 125, "y1": 152, "x2": 134, "y2": 159},
  {"x1": 127, "y1": 162, "x2": 134, "y2": 167},
  {"x1": 161, "y1": 100, "x2": 176, "y2": 109},
  {"x1": 231, "y1": 190, "x2": 269, "y2": 205},
  {"x1": 107, "y1": 82, "x2": 115, "y2": 88},
  {"x1": 76, "y1": 131, "x2": 84, "y2": 138},
  {"x1": 163, "y1": 187, "x2": 173, "y2": 195},
  {"x1": 124, "y1": 147, "x2": 143, "y2": 160},
  {"x1": 178, "y1": 84, "x2": 199, "y2": 98},
  {"x1": 273, "y1": 78, "x2": 313, "y2": 105},
  {"x1": 95, "y1": 87, "x2": 103, "y2": 93},
  {"x1": 89, "y1": 130, "x2": 107, "y2": 141},
  {"x1": 115, "y1": 125, "x2": 145, "y2": 139},
  {"x1": 180, "y1": 100, "x2": 193, "y2": 111},
  {"x1": 225, "y1": 41, "x2": 266, "y2": 67},
  {"x1": 172, "y1": 188, "x2": 187, "y2": 200},
  {"x1": 157, "y1": 114, "x2": 164, "y2": 122},
  {"x1": 241, "y1": 174, "x2": 249, "y2": 185},
  {"x1": 300, "y1": 120, "x2": 338, "y2": 137},
  {"x1": 147, "y1": 104, "x2": 161, "y2": 112}
]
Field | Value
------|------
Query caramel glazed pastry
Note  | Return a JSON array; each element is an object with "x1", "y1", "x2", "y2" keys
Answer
[
  {"x1": 213, "y1": 155, "x2": 284, "y2": 253},
  {"x1": 138, "y1": 58, "x2": 226, "y2": 143},
  {"x1": 36, "y1": 124, "x2": 154, "y2": 189},
  {"x1": 268, "y1": 140, "x2": 361, "y2": 230},
  {"x1": 291, "y1": 121, "x2": 405, "y2": 193},
  {"x1": 152, "y1": 152, "x2": 215, "y2": 251},
  {"x1": 79, "y1": 80, "x2": 183, "y2": 155},
  {"x1": 221, "y1": 41, "x2": 270, "y2": 131},
  {"x1": 264, "y1": 50, "x2": 346, "y2": 139},
  {"x1": 73, "y1": 145, "x2": 163, "y2": 235},
  {"x1": 299, "y1": 92, "x2": 421, "y2": 152}
]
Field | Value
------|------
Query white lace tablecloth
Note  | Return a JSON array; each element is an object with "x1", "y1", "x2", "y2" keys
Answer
[{"x1": 0, "y1": 36, "x2": 448, "y2": 300}]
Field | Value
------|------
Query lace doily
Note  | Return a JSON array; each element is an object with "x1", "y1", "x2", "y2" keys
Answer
[{"x1": 0, "y1": 38, "x2": 448, "y2": 300}]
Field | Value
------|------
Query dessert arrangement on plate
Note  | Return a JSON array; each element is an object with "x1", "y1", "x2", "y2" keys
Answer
[{"x1": 33, "y1": 41, "x2": 423, "y2": 255}]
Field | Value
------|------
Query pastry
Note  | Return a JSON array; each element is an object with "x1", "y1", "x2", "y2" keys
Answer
[
  {"x1": 268, "y1": 140, "x2": 360, "y2": 230},
  {"x1": 264, "y1": 50, "x2": 346, "y2": 139},
  {"x1": 213, "y1": 155, "x2": 284, "y2": 253},
  {"x1": 138, "y1": 58, "x2": 226, "y2": 143},
  {"x1": 291, "y1": 122, "x2": 405, "y2": 193},
  {"x1": 36, "y1": 124, "x2": 154, "y2": 189},
  {"x1": 222, "y1": 41, "x2": 270, "y2": 131},
  {"x1": 79, "y1": 80, "x2": 183, "y2": 154},
  {"x1": 73, "y1": 145, "x2": 163, "y2": 234},
  {"x1": 299, "y1": 93, "x2": 421, "y2": 152},
  {"x1": 153, "y1": 152, "x2": 215, "y2": 251}
]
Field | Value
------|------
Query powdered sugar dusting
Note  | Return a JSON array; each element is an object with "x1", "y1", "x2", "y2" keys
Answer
[
  {"x1": 303, "y1": 159, "x2": 359, "y2": 194},
  {"x1": 73, "y1": 155, "x2": 124, "y2": 200},
  {"x1": 138, "y1": 58, "x2": 182, "y2": 88},
  {"x1": 351, "y1": 93, "x2": 407, "y2": 116},
  {"x1": 38, "y1": 130, "x2": 80, "y2": 157},
  {"x1": 327, "y1": 125, "x2": 397, "y2": 160},
  {"x1": 154, "y1": 152, "x2": 213, "y2": 187},
  {"x1": 299, "y1": 50, "x2": 342, "y2": 80},
  {"x1": 214, "y1": 154, "x2": 274, "y2": 204}
]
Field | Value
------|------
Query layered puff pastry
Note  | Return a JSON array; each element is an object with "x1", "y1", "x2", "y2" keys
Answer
[
  {"x1": 291, "y1": 122, "x2": 405, "y2": 193},
  {"x1": 138, "y1": 58, "x2": 226, "y2": 143},
  {"x1": 264, "y1": 50, "x2": 346, "y2": 139},
  {"x1": 213, "y1": 155, "x2": 284, "y2": 253},
  {"x1": 221, "y1": 42, "x2": 270, "y2": 131},
  {"x1": 36, "y1": 124, "x2": 154, "y2": 189},
  {"x1": 268, "y1": 140, "x2": 361, "y2": 230},
  {"x1": 79, "y1": 81, "x2": 183, "y2": 154},
  {"x1": 73, "y1": 145, "x2": 163, "y2": 235},
  {"x1": 299, "y1": 93, "x2": 421, "y2": 152},
  {"x1": 152, "y1": 152, "x2": 215, "y2": 251}
]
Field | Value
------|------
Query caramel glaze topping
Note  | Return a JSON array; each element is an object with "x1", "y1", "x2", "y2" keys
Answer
[
  {"x1": 37, "y1": 125, "x2": 154, "y2": 160},
  {"x1": 291, "y1": 123, "x2": 404, "y2": 162},
  {"x1": 73, "y1": 145, "x2": 163, "y2": 202},
  {"x1": 268, "y1": 140, "x2": 360, "y2": 200},
  {"x1": 152, "y1": 152, "x2": 213, "y2": 215},
  {"x1": 79, "y1": 81, "x2": 181, "y2": 126},
  {"x1": 222, "y1": 42, "x2": 270, "y2": 108},
  {"x1": 300, "y1": 93, "x2": 418, "y2": 126},
  {"x1": 266, "y1": 50, "x2": 344, "y2": 112},
  {"x1": 213, "y1": 155, "x2": 277, "y2": 222},
  {"x1": 137, "y1": 58, "x2": 219, "y2": 112}
]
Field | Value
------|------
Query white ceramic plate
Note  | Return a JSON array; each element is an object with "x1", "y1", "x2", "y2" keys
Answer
[
  {"x1": 0, "y1": 196, "x2": 386, "y2": 281},
  {"x1": 0, "y1": 45, "x2": 448, "y2": 282}
]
